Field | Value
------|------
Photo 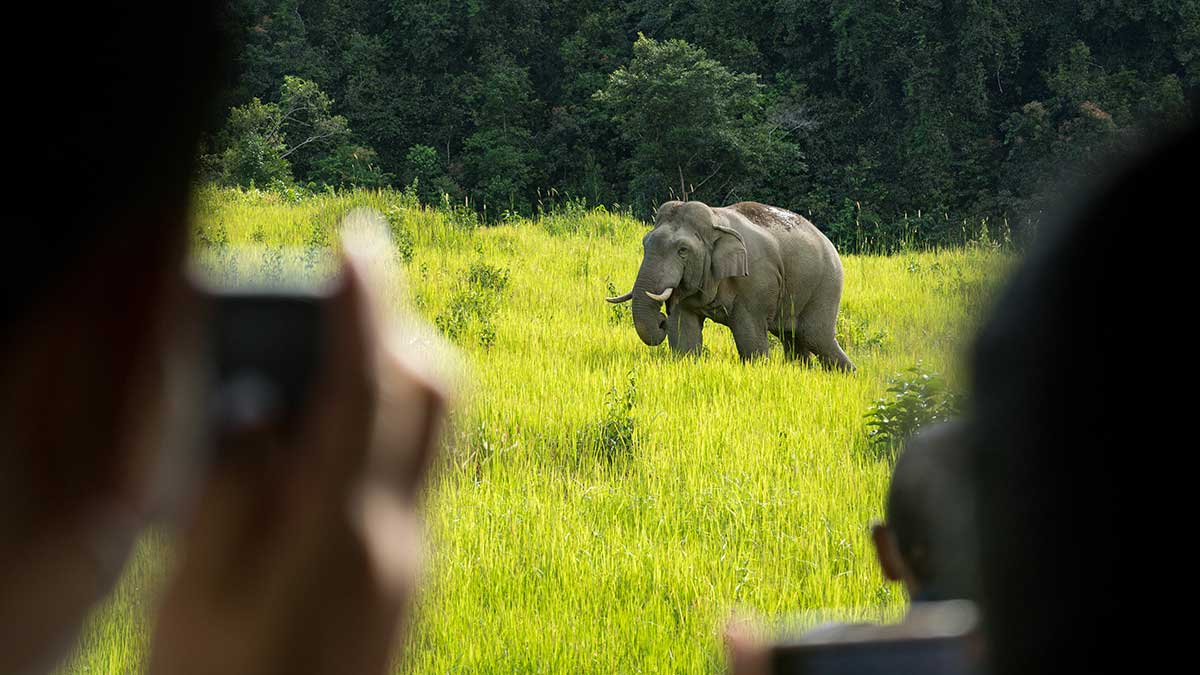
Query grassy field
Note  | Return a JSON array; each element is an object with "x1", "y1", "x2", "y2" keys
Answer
[{"x1": 63, "y1": 187, "x2": 1008, "y2": 674}]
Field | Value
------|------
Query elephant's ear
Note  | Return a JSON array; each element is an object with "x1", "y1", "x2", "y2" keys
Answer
[{"x1": 711, "y1": 222, "x2": 748, "y2": 280}]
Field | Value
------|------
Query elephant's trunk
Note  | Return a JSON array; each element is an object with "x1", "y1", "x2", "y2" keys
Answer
[{"x1": 631, "y1": 269, "x2": 670, "y2": 346}]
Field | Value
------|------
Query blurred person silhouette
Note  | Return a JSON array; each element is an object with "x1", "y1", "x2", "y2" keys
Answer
[
  {"x1": 730, "y1": 118, "x2": 1198, "y2": 674},
  {"x1": 1, "y1": 5, "x2": 449, "y2": 674},
  {"x1": 870, "y1": 421, "x2": 977, "y2": 609},
  {"x1": 967, "y1": 119, "x2": 1197, "y2": 674}
]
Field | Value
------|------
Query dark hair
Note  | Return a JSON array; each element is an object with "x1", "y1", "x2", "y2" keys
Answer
[
  {"x1": 885, "y1": 421, "x2": 976, "y2": 601},
  {"x1": 968, "y1": 120, "x2": 1196, "y2": 673},
  {"x1": 6, "y1": 4, "x2": 227, "y2": 331}
]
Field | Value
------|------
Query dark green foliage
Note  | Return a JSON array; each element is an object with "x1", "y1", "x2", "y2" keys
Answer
[
  {"x1": 310, "y1": 144, "x2": 393, "y2": 189},
  {"x1": 595, "y1": 34, "x2": 780, "y2": 207},
  {"x1": 303, "y1": 219, "x2": 330, "y2": 270},
  {"x1": 864, "y1": 365, "x2": 962, "y2": 458},
  {"x1": 203, "y1": 75, "x2": 385, "y2": 190},
  {"x1": 211, "y1": 0, "x2": 1196, "y2": 244},
  {"x1": 403, "y1": 144, "x2": 455, "y2": 204},
  {"x1": 202, "y1": 97, "x2": 292, "y2": 188}
]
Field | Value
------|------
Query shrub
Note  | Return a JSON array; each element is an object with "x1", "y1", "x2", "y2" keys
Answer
[
  {"x1": 576, "y1": 373, "x2": 637, "y2": 464},
  {"x1": 434, "y1": 295, "x2": 474, "y2": 342},
  {"x1": 403, "y1": 144, "x2": 449, "y2": 204},
  {"x1": 434, "y1": 260, "x2": 510, "y2": 348},
  {"x1": 864, "y1": 365, "x2": 962, "y2": 457},
  {"x1": 441, "y1": 193, "x2": 482, "y2": 230},
  {"x1": 467, "y1": 260, "x2": 510, "y2": 293},
  {"x1": 303, "y1": 222, "x2": 331, "y2": 271},
  {"x1": 836, "y1": 311, "x2": 889, "y2": 353},
  {"x1": 383, "y1": 208, "x2": 416, "y2": 263},
  {"x1": 310, "y1": 144, "x2": 393, "y2": 189}
]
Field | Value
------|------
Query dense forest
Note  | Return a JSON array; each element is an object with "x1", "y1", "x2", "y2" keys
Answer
[{"x1": 204, "y1": 0, "x2": 1198, "y2": 246}]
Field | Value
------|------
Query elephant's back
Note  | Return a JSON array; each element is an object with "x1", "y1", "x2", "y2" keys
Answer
[
  {"x1": 728, "y1": 202, "x2": 810, "y2": 233},
  {"x1": 726, "y1": 202, "x2": 838, "y2": 262}
]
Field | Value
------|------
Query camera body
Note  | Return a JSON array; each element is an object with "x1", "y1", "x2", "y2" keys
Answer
[
  {"x1": 187, "y1": 250, "x2": 336, "y2": 450},
  {"x1": 769, "y1": 601, "x2": 983, "y2": 675},
  {"x1": 201, "y1": 286, "x2": 327, "y2": 440}
]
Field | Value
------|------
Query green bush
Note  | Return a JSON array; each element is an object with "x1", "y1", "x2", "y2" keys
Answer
[
  {"x1": 467, "y1": 260, "x2": 510, "y2": 293},
  {"x1": 576, "y1": 373, "x2": 638, "y2": 464},
  {"x1": 836, "y1": 311, "x2": 889, "y2": 353},
  {"x1": 864, "y1": 365, "x2": 962, "y2": 457},
  {"x1": 383, "y1": 208, "x2": 416, "y2": 263},
  {"x1": 434, "y1": 260, "x2": 510, "y2": 348},
  {"x1": 311, "y1": 144, "x2": 393, "y2": 189}
]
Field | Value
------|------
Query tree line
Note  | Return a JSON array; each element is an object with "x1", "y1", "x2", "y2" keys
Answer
[{"x1": 204, "y1": 0, "x2": 1197, "y2": 247}]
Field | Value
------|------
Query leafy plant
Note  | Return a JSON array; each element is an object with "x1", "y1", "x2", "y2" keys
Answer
[
  {"x1": 303, "y1": 221, "x2": 330, "y2": 271},
  {"x1": 383, "y1": 208, "x2": 416, "y2": 263},
  {"x1": 605, "y1": 281, "x2": 630, "y2": 326},
  {"x1": 478, "y1": 320, "x2": 497, "y2": 349},
  {"x1": 865, "y1": 365, "x2": 962, "y2": 457},
  {"x1": 434, "y1": 260, "x2": 510, "y2": 348},
  {"x1": 467, "y1": 260, "x2": 510, "y2": 293},
  {"x1": 194, "y1": 220, "x2": 229, "y2": 251},
  {"x1": 310, "y1": 144, "x2": 393, "y2": 189},
  {"x1": 261, "y1": 245, "x2": 284, "y2": 283},
  {"x1": 836, "y1": 311, "x2": 889, "y2": 353},
  {"x1": 594, "y1": 34, "x2": 777, "y2": 207},
  {"x1": 576, "y1": 372, "x2": 638, "y2": 464},
  {"x1": 441, "y1": 193, "x2": 482, "y2": 231}
]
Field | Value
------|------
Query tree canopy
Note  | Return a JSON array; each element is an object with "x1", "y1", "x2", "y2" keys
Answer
[{"x1": 205, "y1": 0, "x2": 1198, "y2": 246}]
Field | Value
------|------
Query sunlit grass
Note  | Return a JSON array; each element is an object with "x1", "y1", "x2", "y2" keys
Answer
[{"x1": 62, "y1": 187, "x2": 1008, "y2": 674}]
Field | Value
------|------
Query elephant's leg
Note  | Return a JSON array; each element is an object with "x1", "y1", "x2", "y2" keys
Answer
[
  {"x1": 800, "y1": 315, "x2": 855, "y2": 372},
  {"x1": 729, "y1": 305, "x2": 770, "y2": 361},
  {"x1": 666, "y1": 309, "x2": 704, "y2": 357},
  {"x1": 813, "y1": 341, "x2": 854, "y2": 372},
  {"x1": 778, "y1": 330, "x2": 812, "y2": 364}
]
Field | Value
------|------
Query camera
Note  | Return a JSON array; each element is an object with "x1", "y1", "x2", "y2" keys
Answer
[
  {"x1": 187, "y1": 253, "x2": 336, "y2": 451},
  {"x1": 768, "y1": 601, "x2": 983, "y2": 675}
]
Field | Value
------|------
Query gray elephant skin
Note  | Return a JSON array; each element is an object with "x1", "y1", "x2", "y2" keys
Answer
[{"x1": 607, "y1": 200, "x2": 854, "y2": 370}]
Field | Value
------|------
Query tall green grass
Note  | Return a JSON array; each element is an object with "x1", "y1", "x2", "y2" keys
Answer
[{"x1": 62, "y1": 187, "x2": 1008, "y2": 674}]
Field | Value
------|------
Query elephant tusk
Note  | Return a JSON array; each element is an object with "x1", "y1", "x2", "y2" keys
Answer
[
  {"x1": 645, "y1": 287, "x2": 674, "y2": 302},
  {"x1": 606, "y1": 291, "x2": 633, "y2": 303}
]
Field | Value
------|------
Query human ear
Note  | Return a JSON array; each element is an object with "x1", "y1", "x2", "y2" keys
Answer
[{"x1": 872, "y1": 522, "x2": 905, "y2": 582}]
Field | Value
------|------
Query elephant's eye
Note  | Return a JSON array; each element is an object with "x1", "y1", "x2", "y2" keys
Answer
[{"x1": 677, "y1": 247, "x2": 688, "y2": 258}]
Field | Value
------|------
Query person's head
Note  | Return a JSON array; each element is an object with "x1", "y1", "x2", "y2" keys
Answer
[
  {"x1": 1, "y1": 4, "x2": 226, "y2": 671},
  {"x1": 871, "y1": 421, "x2": 977, "y2": 604}
]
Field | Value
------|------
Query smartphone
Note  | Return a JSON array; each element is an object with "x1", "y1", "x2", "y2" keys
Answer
[{"x1": 769, "y1": 601, "x2": 983, "y2": 675}]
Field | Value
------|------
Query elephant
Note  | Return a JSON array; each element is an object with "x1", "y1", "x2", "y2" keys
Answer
[{"x1": 606, "y1": 200, "x2": 854, "y2": 370}]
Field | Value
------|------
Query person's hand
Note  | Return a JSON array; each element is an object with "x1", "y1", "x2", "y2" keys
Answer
[
  {"x1": 150, "y1": 223, "x2": 450, "y2": 675},
  {"x1": 724, "y1": 614, "x2": 771, "y2": 675}
]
